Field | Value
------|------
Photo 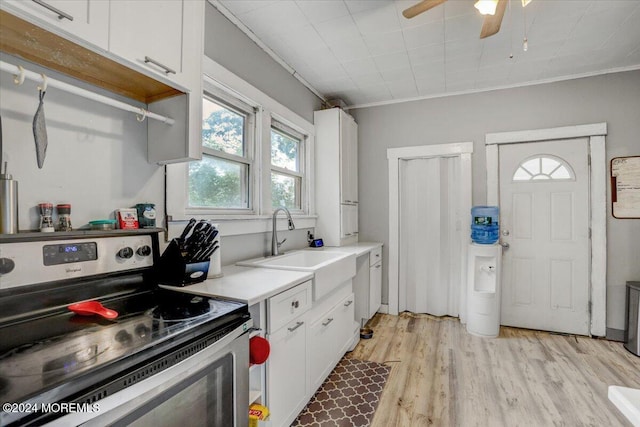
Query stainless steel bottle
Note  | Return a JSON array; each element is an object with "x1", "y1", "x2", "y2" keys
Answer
[{"x1": 0, "y1": 169, "x2": 19, "y2": 234}]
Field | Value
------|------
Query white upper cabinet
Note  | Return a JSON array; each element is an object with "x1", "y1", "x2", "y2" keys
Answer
[
  {"x1": 315, "y1": 108, "x2": 359, "y2": 246},
  {"x1": 109, "y1": 0, "x2": 204, "y2": 164},
  {"x1": 2, "y1": 0, "x2": 109, "y2": 49},
  {"x1": 340, "y1": 112, "x2": 358, "y2": 204},
  {"x1": 109, "y1": 1, "x2": 183, "y2": 84}
]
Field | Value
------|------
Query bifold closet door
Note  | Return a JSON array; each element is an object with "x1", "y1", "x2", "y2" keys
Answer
[{"x1": 399, "y1": 156, "x2": 460, "y2": 316}]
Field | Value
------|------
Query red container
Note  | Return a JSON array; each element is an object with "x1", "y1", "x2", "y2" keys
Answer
[{"x1": 249, "y1": 336, "x2": 270, "y2": 365}]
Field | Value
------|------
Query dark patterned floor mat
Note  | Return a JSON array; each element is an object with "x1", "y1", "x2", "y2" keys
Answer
[{"x1": 291, "y1": 358, "x2": 391, "y2": 427}]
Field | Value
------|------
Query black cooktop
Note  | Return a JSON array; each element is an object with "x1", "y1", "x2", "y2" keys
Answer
[{"x1": 0, "y1": 287, "x2": 248, "y2": 406}]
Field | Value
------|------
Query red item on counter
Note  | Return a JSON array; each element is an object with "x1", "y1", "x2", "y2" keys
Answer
[{"x1": 117, "y1": 209, "x2": 139, "y2": 229}]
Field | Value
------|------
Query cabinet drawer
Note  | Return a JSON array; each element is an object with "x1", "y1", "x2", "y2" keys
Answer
[
  {"x1": 268, "y1": 281, "x2": 312, "y2": 332},
  {"x1": 369, "y1": 246, "x2": 382, "y2": 266}
]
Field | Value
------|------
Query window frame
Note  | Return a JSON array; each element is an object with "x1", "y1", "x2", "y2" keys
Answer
[
  {"x1": 512, "y1": 154, "x2": 576, "y2": 182},
  {"x1": 165, "y1": 57, "x2": 317, "y2": 235},
  {"x1": 187, "y1": 84, "x2": 257, "y2": 215},
  {"x1": 270, "y1": 120, "x2": 306, "y2": 213}
]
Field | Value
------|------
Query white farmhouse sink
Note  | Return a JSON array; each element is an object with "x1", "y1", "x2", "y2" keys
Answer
[{"x1": 238, "y1": 250, "x2": 356, "y2": 300}]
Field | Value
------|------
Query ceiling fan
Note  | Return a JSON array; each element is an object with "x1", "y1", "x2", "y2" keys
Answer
[{"x1": 402, "y1": 0, "x2": 530, "y2": 39}]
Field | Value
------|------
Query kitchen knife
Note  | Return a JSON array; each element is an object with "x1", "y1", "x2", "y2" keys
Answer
[
  {"x1": 178, "y1": 218, "x2": 197, "y2": 242},
  {"x1": 199, "y1": 244, "x2": 219, "y2": 261},
  {"x1": 185, "y1": 222, "x2": 212, "y2": 261},
  {"x1": 191, "y1": 229, "x2": 218, "y2": 262}
]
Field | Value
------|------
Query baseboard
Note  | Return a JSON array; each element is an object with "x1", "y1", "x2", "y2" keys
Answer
[
  {"x1": 378, "y1": 304, "x2": 389, "y2": 314},
  {"x1": 606, "y1": 328, "x2": 625, "y2": 342}
]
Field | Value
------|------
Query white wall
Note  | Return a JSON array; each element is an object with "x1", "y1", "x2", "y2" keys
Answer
[
  {"x1": 352, "y1": 70, "x2": 640, "y2": 331},
  {"x1": 0, "y1": 56, "x2": 164, "y2": 230}
]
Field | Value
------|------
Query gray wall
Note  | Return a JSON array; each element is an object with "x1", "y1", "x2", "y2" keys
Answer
[
  {"x1": 204, "y1": 4, "x2": 323, "y2": 123},
  {"x1": 352, "y1": 70, "x2": 640, "y2": 331}
]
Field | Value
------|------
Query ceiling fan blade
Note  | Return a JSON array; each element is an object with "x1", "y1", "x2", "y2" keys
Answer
[
  {"x1": 479, "y1": 0, "x2": 508, "y2": 39},
  {"x1": 402, "y1": 0, "x2": 447, "y2": 19}
]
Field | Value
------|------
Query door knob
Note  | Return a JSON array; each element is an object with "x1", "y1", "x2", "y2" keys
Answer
[
  {"x1": 500, "y1": 242, "x2": 510, "y2": 249},
  {"x1": 502, "y1": 230, "x2": 510, "y2": 236}
]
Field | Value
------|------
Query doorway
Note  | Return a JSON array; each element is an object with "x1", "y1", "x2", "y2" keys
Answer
[
  {"x1": 485, "y1": 123, "x2": 608, "y2": 336},
  {"x1": 499, "y1": 138, "x2": 590, "y2": 335},
  {"x1": 388, "y1": 142, "x2": 473, "y2": 318},
  {"x1": 399, "y1": 156, "x2": 460, "y2": 316}
]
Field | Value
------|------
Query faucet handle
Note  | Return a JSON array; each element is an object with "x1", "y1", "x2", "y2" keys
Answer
[{"x1": 277, "y1": 238, "x2": 287, "y2": 248}]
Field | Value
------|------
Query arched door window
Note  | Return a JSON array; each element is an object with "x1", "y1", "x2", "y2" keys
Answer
[{"x1": 512, "y1": 155, "x2": 575, "y2": 181}]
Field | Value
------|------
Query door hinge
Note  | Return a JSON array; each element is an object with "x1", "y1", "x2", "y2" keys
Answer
[
  {"x1": 588, "y1": 301, "x2": 592, "y2": 315},
  {"x1": 588, "y1": 154, "x2": 591, "y2": 166},
  {"x1": 588, "y1": 227, "x2": 592, "y2": 238}
]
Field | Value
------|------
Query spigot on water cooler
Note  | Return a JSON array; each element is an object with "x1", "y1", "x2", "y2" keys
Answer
[{"x1": 467, "y1": 206, "x2": 502, "y2": 338}]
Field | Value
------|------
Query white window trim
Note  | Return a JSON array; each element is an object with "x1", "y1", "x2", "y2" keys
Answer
[
  {"x1": 270, "y1": 120, "x2": 306, "y2": 213},
  {"x1": 192, "y1": 87, "x2": 257, "y2": 214},
  {"x1": 485, "y1": 122, "x2": 607, "y2": 336},
  {"x1": 166, "y1": 56, "x2": 316, "y2": 236}
]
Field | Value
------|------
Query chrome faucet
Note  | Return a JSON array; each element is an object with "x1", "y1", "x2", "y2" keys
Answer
[{"x1": 271, "y1": 207, "x2": 295, "y2": 256}]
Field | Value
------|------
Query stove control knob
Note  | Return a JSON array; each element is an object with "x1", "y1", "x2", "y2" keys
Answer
[
  {"x1": 136, "y1": 245, "x2": 152, "y2": 257},
  {"x1": 117, "y1": 247, "x2": 134, "y2": 259},
  {"x1": 135, "y1": 324, "x2": 150, "y2": 339},
  {"x1": 115, "y1": 330, "x2": 133, "y2": 346},
  {"x1": 0, "y1": 258, "x2": 15, "y2": 275}
]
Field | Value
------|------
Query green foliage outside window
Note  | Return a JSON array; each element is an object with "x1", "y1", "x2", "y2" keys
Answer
[{"x1": 189, "y1": 104, "x2": 248, "y2": 208}]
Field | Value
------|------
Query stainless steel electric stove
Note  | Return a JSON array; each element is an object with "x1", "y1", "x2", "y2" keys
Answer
[{"x1": 0, "y1": 230, "x2": 251, "y2": 427}]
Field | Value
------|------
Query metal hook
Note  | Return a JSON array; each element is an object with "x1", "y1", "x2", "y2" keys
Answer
[
  {"x1": 136, "y1": 108, "x2": 148, "y2": 122},
  {"x1": 38, "y1": 73, "x2": 48, "y2": 92},
  {"x1": 13, "y1": 65, "x2": 25, "y2": 86}
]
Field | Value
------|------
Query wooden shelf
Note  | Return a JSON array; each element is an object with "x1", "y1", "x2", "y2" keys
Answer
[{"x1": 0, "y1": 10, "x2": 182, "y2": 104}]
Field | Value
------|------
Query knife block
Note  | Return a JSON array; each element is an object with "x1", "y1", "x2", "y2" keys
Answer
[{"x1": 154, "y1": 239, "x2": 210, "y2": 287}]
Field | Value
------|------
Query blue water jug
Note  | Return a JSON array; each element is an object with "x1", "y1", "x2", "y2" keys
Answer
[{"x1": 471, "y1": 206, "x2": 499, "y2": 244}]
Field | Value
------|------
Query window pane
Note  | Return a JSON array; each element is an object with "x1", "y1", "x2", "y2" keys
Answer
[
  {"x1": 513, "y1": 167, "x2": 532, "y2": 181},
  {"x1": 271, "y1": 129, "x2": 299, "y2": 171},
  {"x1": 202, "y1": 97, "x2": 244, "y2": 156},
  {"x1": 189, "y1": 155, "x2": 248, "y2": 208},
  {"x1": 271, "y1": 172, "x2": 300, "y2": 209},
  {"x1": 541, "y1": 157, "x2": 560, "y2": 174}
]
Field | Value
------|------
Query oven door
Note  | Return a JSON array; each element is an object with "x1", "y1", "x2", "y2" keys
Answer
[{"x1": 46, "y1": 322, "x2": 250, "y2": 427}]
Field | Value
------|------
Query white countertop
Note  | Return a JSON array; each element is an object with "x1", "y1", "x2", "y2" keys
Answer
[
  {"x1": 307, "y1": 242, "x2": 383, "y2": 257},
  {"x1": 160, "y1": 265, "x2": 313, "y2": 306},
  {"x1": 609, "y1": 385, "x2": 640, "y2": 426}
]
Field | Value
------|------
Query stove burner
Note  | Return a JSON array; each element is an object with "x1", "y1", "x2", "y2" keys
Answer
[{"x1": 148, "y1": 294, "x2": 216, "y2": 321}]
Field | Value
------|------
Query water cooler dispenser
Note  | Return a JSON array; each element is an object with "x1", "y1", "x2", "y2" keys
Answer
[{"x1": 467, "y1": 206, "x2": 502, "y2": 337}]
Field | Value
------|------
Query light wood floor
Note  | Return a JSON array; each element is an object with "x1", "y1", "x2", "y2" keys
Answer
[{"x1": 347, "y1": 313, "x2": 640, "y2": 427}]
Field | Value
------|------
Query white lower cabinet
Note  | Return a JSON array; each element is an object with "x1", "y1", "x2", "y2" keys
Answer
[
  {"x1": 307, "y1": 289, "x2": 356, "y2": 394},
  {"x1": 265, "y1": 281, "x2": 311, "y2": 427},
  {"x1": 264, "y1": 280, "x2": 356, "y2": 427},
  {"x1": 370, "y1": 261, "x2": 382, "y2": 317},
  {"x1": 266, "y1": 316, "x2": 307, "y2": 427}
]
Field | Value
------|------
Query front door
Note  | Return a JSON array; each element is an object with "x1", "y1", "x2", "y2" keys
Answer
[{"x1": 499, "y1": 138, "x2": 590, "y2": 335}]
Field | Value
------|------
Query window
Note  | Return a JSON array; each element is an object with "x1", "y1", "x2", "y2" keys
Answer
[
  {"x1": 270, "y1": 121, "x2": 304, "y2": 211},
  {"x1": 513, "y1": 155, "x2": 575, "y2": 182},
  {"x1": 188, "y1": 93, "x2": 255, "y2": 210}
]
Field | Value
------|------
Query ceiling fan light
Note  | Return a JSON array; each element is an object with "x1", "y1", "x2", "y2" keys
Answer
[{"x1": 474, "y1": 0, "x2": 498, "y2": 15}]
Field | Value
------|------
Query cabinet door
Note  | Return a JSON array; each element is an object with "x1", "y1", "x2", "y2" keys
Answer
[
  {"x1": 267, "y1": 319, "x2": 307, "y2": 427},
  {"x1": 335, "y1": 293, "x2": 356, "y2": 354},
  {"x1": 349, "y1": 117, "x2": 358, "y2": 203},
  {"x1": 308, "y1": 312, "x2": 337, "y2": 392},
  {"x1": 369, "y1": 262, "x2": 382, "y2": 319},
  {"x1": 339, "y1": 111, "x2": 358, "y2": 204},
  {"x1": 3, "y1": 0, "x2": 109, "y2": 48},
  {"x1": 340, "y1": 204, "x2": 357, "y2": 238},
  {"x1": 109, "y1": 1, "x2": 183, "y2": 80}
]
